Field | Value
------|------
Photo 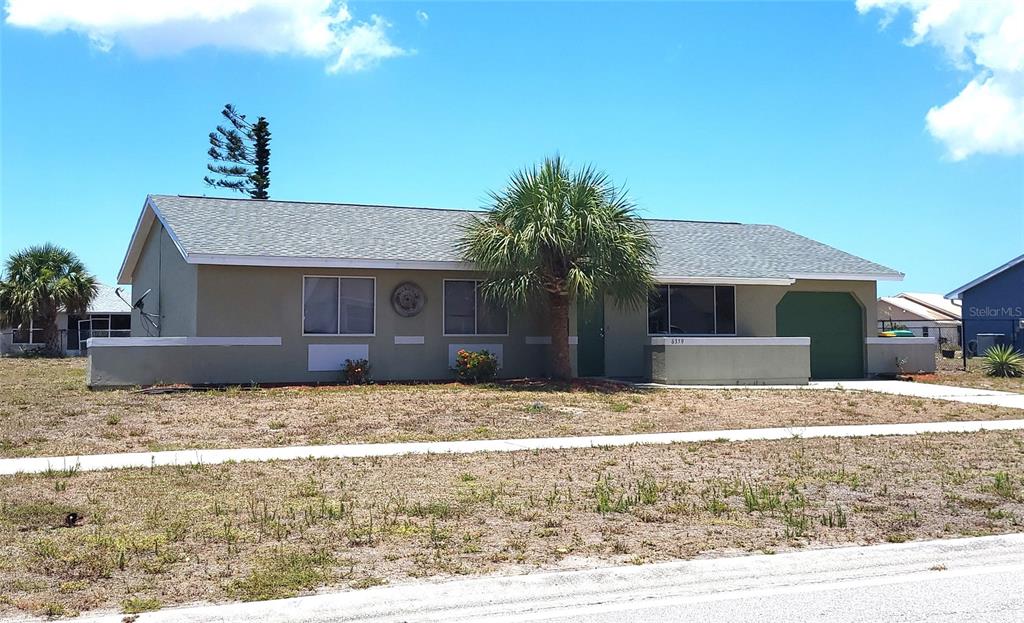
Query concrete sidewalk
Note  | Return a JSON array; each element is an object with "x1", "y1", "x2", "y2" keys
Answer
[
  {"x1": 64, "y1": 533, "x2": 1024, "y2": 622},
  {"x1": 3, "y1": 417, "x2": 1023, "y2": 476}
]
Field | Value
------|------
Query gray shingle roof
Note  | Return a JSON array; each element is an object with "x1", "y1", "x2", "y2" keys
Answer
[
  {"x1": 89, "y1": 284, "x2": 132, "y2": 314},
  {"x1": 146, "y1": 194, "x2": 901, "y2": 281}
]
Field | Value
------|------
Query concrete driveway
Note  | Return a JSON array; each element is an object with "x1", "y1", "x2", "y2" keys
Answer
[
  {"x1": 642, "y1": 379, "x2": 1024, "y2": 410},
  {"x1": 65, "y1": 534, "x2": 1024, "y2": 623}
]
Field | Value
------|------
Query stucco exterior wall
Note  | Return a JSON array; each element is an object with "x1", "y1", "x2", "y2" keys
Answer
[
  {"x1": 87, "y1": 342, "x2": 285, "y2": 387},
  {"x1": 130, "y1": 223, "x2": 197, "y2": 337},
  {"x1": 865, "y1": 338, "x2": 937, "y2": 375},
  {"x1": 193, "y1": 265, "x2": 560, "y2": 382},
  {"x1": 604, "y1": 279, "x2": 876, "y2": 378},
  {"x1": 961, "y1": 261, "x2": 1024, "y2": 353},
  {"x1": 100, "y1": 237, "x2": 882, "y2": 386},
  {"x1": 647, "y1": 340, "x2": 810, "y2": 385}
]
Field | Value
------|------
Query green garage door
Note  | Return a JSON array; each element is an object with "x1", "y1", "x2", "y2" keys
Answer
[{"x1": 777, "y1": 292, "x2": 864, "y2": 380}]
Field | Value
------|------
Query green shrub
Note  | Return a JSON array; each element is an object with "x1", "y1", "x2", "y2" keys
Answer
[
  {"x1": 341, "y1": 358, "x2": 371, "y2": 384},
  {"x1": 980, "y1": 345, "x2": 1024, "y2": 378},
  {"x1": 121, "y1": 597, "x2": 161, "y2": 614},
  {"x1": 453, "y1": 349, "x2": 498, "y2": 382}
]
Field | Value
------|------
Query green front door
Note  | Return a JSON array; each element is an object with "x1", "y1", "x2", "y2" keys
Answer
[
  {"x1": 777, "y1": 292, "x2": 864, "y2": 380},
  {"x1": 577, "y1": 297, "x2": 605, "y2": 377}
]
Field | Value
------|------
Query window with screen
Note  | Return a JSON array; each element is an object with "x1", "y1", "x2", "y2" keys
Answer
[
  {"x1": 648, "y1": 285, "x2": 736, "y2": 335},
  {"x1": 444, "y1": 280, "x2": 508, "y2": 335},
  {"x1": 303, "y1": 276, "x2": 375, "y2": 335}
]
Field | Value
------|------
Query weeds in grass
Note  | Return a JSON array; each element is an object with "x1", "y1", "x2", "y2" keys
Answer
[
  {"x1": 594, "y1": 474, "x2": 659, "y2": 513},
  {"x1": 820, "y1": 503, "x2": 848, "y2": 528},
  {"x1": 637, "y1": 474, "x2": 658, "y2": 505},
  {"x1": 41, "y1": 463, "x2": 80, "y2": 479},
  {"x1": 742, "y1": 482, "x2": 781, "y2": 514},
  {"x1": 229, "y1": 549, "x2": 335, "y2": 601},
  {"x1": 350, "y1": 576, "x2": 386, "y2": 589},
  {"x1": 41, "y1": 602, "x2": 69, "y2": 617},
  {"x1": 993, "y1": 472, "x2": 1018, "y2": 499},
  {"x1": 782, "y1": 494, "x2": 810, "y2": 538},
  {"x1": 121, "y1": 597, "x2": 161, "y2": 614}
]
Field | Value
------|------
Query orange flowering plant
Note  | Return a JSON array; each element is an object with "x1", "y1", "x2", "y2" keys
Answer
[
  {"x1": 342, "y1": 358, "x2": 371, "y2": 385},
  {"x1": 453, "y1": 349, "x2": 498, "y2": 383}
]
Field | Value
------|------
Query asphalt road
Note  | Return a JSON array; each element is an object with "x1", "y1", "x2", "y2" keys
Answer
[{"x1": 68, "y1": 534, "x2": 1024, "y2": 623}]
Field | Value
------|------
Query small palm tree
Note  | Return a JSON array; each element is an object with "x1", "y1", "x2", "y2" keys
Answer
[
  {"x1": 460, "y1": 156, "x2": 657, "y2": 380},
  {"x1": 0, "y1": 244, "x2": 97, "y2": 355},
  {"x1": 980, "y1": 344, "x2": 1024, "y2": 378}
]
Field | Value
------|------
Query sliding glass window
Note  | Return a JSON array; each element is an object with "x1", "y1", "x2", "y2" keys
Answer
[{"x1": 648, "y1": 285, "x2": 736, "y2": 335}]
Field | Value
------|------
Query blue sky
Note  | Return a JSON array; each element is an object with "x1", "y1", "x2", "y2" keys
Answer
[{"x1": 2, "y1": 1, "x2": 1022, "y2": 297}]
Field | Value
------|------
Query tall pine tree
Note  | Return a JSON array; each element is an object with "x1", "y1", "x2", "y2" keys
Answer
[{"x1": 203, "y1": 104, "x2": 271, "y2": 199}]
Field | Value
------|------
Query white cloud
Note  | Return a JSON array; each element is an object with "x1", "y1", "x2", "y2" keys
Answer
[
  {"x1": 857, "y1": 0, "x2": 1024, "y2": 160},
  {"x1": 416, "y1": 10, "x2": 430, "y2": 25},
  {"x1": 4, "y1": 0, "x2": 411, "y2": 73},
  {"x1": 327, "y1": 16, "x2": 409, "y2": 73}
]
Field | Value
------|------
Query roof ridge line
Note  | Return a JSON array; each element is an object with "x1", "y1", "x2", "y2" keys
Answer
[{"x1": 161, "y1": 195, "x2": 748, "y2": 225}]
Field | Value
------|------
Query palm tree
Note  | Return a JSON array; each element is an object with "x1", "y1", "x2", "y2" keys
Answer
[
  {"x1": 0, "y1": 244, "x2": 97, "y2": 355},
  {"x1": 460, "y1": 156, "x2": 657, "y2": 380}
]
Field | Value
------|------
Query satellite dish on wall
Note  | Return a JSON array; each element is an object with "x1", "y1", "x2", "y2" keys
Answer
[{"x1": 133, "y1": 289, "x2": 152, "y2": 310}]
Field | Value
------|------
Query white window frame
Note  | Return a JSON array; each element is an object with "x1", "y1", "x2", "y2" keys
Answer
[
  {"x1": 647, "y1": 284, "x2": 738, "y2": 337},
  {"x1": 442, "y1": 279, "x2": 510, "y2": 337},
  {"x1": 302, "y1": 275, "x2": 376, "y2": 337},
  {"x1": 11, "y1": 318, "x2": 45, "y2": 344},
  {"x1": 78, "y1": 314, "x2": 131, "y2": 340}
]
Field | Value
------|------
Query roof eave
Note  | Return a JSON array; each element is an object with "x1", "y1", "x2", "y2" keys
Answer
[
  {"x1": 787, "y1": 271, "x2": 904, "y2": 282},
  {"x1": 945, "y1": 253, "x2": 1024, "y2": 300},
  {"x1": 116, "y1": 196, "x2": 190, "y2": 285}
]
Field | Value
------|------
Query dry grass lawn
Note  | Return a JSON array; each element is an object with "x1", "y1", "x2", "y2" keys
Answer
[
  {"x1": 1, "y1": 431, "x2": 1022, "y2": 618},
  {"x1": 912, "y1": 354, "x2": 1024, "y2": 394},
  {"x1": 2, "y1": 358, "x2": 1021, "y2": 459}
]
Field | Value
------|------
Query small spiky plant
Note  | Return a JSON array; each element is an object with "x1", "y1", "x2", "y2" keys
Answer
[{"x1": 980, "y1": 344, "x2": 1024, "y2": 378}]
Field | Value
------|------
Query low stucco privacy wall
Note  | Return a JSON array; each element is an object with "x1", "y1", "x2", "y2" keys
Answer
[
  {"x1": 86, "y1": 337, "x2": 574, "y2": 387},
  {"x1": 87, "y1": 338, "x2": 285, "y2": 387},
  {"x1": 646, "y1": 337, "x2": 812, "y2": 385},
  {"x1": 865, "y1": 337, "x2": 937, "y2": 375}
]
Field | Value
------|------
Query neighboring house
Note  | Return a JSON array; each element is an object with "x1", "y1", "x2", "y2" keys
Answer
[
  {"x1": 0, "y1": 283, "x2": 132, "y2": 355},
  {"x1": 877, "y1": 292, "x2": 961, "y2": 346},
  {"x1": 946, "y1": 254, "x2": 1024, "y2": 355},
  {"x1": 87, "y1": 194, "x2": 918, "y2": 387}
]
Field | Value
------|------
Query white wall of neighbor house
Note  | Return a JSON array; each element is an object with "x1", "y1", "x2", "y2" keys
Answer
[
  {"x1": 604, "y1": 279, "x2": 877, "y2": 378},
  {"x1": 0, "y1": 313, "x2": 68, "y2": 354}
]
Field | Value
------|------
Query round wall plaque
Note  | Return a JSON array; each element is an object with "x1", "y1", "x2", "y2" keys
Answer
[{"x1": 391, "y1": 282, "x2": 426, "y2": 317}]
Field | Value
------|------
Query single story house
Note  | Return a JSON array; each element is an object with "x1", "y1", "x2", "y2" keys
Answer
[
  {"x1": 946, "y1": 254, "x2": 1024, "y2": 355},
  {"x1": 87, "y1": 194, "x2": 930, "y2": 387},
  {"x1": 877, "y1": 292, "x2": 961, "y2": 346},
  {"x1": 1, "y1": 283, "x2": 131, "y2": 355}
]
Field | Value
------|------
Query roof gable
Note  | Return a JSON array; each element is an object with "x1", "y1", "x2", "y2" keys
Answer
[
  {"x1": 118, "y1": 194, "x2": 903, "y2": 284},
  {"x1": 946, "y1": 254, "x2": 1024, "y2": 300}
]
